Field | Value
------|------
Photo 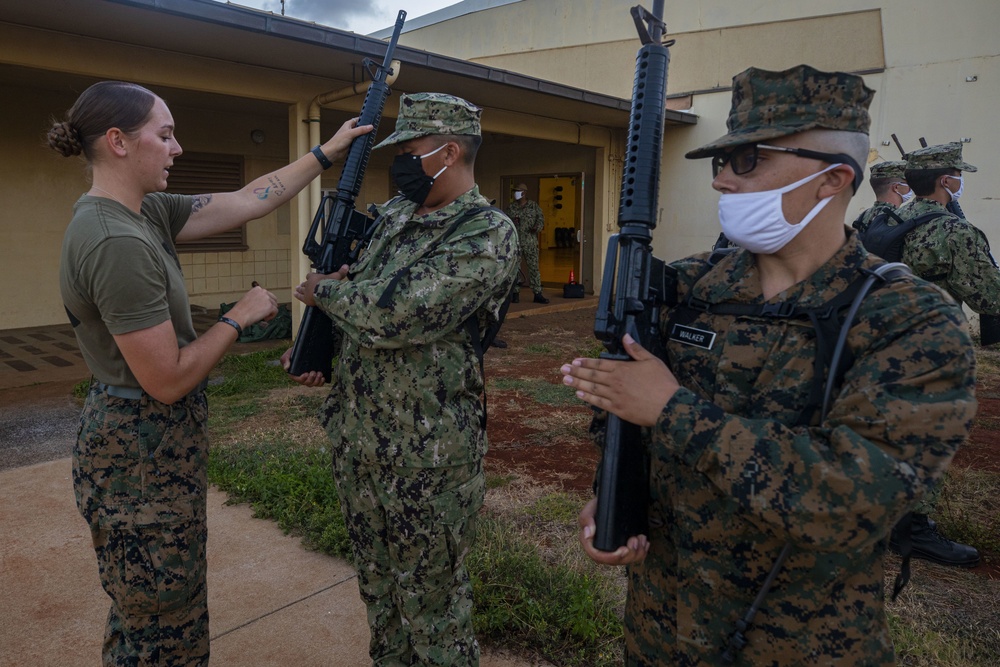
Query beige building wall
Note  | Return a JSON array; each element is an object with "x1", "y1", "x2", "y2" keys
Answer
[
  {"x1": 0, "y1": 19, "x2": 394, "y2": 328},
  {"x1": 401, "y1": 0, "x2": 1000, "y2": 281}
]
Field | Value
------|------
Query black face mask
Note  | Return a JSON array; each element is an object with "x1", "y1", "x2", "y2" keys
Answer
[{"x1": 390, "y1": 144, "x2": 447, "y2": 206}]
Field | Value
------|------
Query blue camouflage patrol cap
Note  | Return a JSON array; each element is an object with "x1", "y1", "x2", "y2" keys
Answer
[
  {"x1": 686, "y1": 64, "x2": 875, "y2": 159},
  {"x1": 869, "y1": 160, "x2": 906, "y2": 180},
  {"x1": 904, "y1": 142, "x2": 978, "y2": 172},
  {"x1": 374, "y1": 92, "x2": 482, "y2": 149}
]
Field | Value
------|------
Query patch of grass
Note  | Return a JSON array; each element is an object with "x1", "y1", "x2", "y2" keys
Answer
[
  {"x1": 528, "y1": 492, "x2": 581, "y2": 525},
  {"x1": 489, "y1": 377, "x2": 578, "y2": 406},
  {"x1": 207, "y1": 347, "x2": 290, "y2": 398},
  {"x1": 581, "y1": 340, "x2": 606, "y2": 359},
  {"x1": 524, "y1": 343, "x2": 556, "y2": 355},
  {"x1": 72, "y1": 379, "x2": 89, "y2": 401},
  {"x1": 886, "y1": 557, "x2": 1000, "y2": 666},
  {"x1": 934, "y1": 467, "x2": 1000, "y2": 554},
  {"x1": 486, "y1": 473, "x2": 516, "y2": 490},
  {"x1": 470, "y1": 513, "x2": 624, "y2": 666},
  {"x1": 208, "y1": 440, "x2": 352, "y2": 559},
  {"x1": 207, "y1": 437, "x2": 625, "y2": 666}
]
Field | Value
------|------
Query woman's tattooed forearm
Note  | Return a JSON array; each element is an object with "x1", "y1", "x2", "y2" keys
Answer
[
  {"x1": 254, "y1": 175, "x2": 288, "y2": 200},
  {"x1": 192, "y1": 194, "x2": 212, "y2": 213}
]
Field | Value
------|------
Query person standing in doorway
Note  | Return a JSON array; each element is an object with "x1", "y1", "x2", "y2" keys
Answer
[{"x1": 507, "y1": 182, "x2": 549, "y2": 303}]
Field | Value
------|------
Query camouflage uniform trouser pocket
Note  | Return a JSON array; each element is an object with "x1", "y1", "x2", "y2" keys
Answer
[
  {"x1": 74, "y1": 388, "x2": 210, "y2": 665},
  {"x1": 92, "y1": 518, "x2": 208, "y2": 618}
]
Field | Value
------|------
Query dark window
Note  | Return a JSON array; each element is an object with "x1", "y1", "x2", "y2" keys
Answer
[{"x1": 170, "y1": 153, "x2": 247, "y2": 252}]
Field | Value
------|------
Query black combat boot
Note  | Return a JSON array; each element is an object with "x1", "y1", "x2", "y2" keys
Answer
[
  {"x1": 890, "y1": 513, "x2": 980, "y2": 567},
  {"x1": 511, "y1": 289, "x2": 519, "y2": 303},
  {"x1": 533, "y1": 292, "x2": 549, "y2": 304}
]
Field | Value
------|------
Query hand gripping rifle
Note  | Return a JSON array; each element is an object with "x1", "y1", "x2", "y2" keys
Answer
[
  {"x1": 591, "y1": 1, "x2": 675, "y2": 552},
  {"x1": 287, "y1": 10, "x2": 406, "y2": 382}
]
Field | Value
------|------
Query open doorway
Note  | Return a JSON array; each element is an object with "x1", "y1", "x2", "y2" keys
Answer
[{"x1": 501, "y1": 173, "x2": 584, "y2": 289}]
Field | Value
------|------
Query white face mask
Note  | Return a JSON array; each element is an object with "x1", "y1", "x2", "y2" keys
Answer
[
  {"x1": 944, "y1": 175, "x2": 964, "y2": 201},
  {"x1": 514, "y1": 191, "x2": 524, "y2": 200},
  {"x1": 718, "y1": 164, "x2": 840, "y2": 255},
  {"x1": 893, "y1": 183, "x2": 915, "y2": 204}
]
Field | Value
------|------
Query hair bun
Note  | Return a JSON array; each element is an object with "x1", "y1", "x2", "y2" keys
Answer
[{"x1": 47, "y1": 121, "x2": 84, "y2": 157}]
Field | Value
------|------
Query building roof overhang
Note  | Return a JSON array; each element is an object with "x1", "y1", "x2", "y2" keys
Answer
[{"x1": 1, "y1": 0, "x2": 696, "y2": 131}]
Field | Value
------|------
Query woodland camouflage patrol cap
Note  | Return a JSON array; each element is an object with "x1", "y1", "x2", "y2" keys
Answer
[
  {"x1": 686, "y1": 64, "x2": 875, "y2": 159},
  {"x1": 869, "y1": 160, "x2": 906, "y2": 180},
  {"x1": 904, "y1": 142, "x2": 978, "y2": 172},
  {"x1": 374, "y1": 92, "x2": 481, "y2": 149}
]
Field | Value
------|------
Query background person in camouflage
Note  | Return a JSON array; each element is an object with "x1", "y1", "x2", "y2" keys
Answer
[
  {"x1": 851, "y1": 160, "x2": 912, "y2": 233},
  {"x1": 506, "y1": 182, "x2": 549, "y2": 303},
  {"x1": 878, "y1": 141, "x2": 993, "y2": 567},
  {"x1": 561, "y1": 65, "x2": 977, "y2": 665},
  {"x1": 49, "y1": 80, "x2": 369, "y2": 665},
  {"x1": 284, "y1": 92, "x2": 518, "y2": 667},
  {"x1": 897, "y1": 142, "x2": 1000, "y2": 316}
]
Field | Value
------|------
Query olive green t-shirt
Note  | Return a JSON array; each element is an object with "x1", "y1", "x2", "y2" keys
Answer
[{"x1": 59, "y1": 192, "x2": 195, "y2": 387}]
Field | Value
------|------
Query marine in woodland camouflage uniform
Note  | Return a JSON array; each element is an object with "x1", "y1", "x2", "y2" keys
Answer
[
  {"x1": 897, "y1": 143, "x2": 1000, "y2": 314},
  {"x1": 852, "y1": 160, "x2": 909, "y2": 234},
  {"x1": 63, "y1": 191, "x2": 213, "y2": 666},
  {"x1": 506, "y1": 183, "x2": 547, "y2": 300},
  {"x1": 308, "y1": 93, "x2": 518, "y2": 666},
  {"x1": 564, "y1": 65, "x2": 977, "y2": 665},
  {"x1": 56, "y1": 79, "x2": 360, "y2": 665}
]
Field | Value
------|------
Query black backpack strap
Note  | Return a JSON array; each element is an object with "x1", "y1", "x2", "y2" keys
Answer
[
  {"x1": 890, "y1": 512, "x2": 914, "y2": 601},
  {"x1": 465, "y1": 286, "x2": 514, "y2": 429},
  {"x1": 821, "y1": 262, "x2": 911, "y2": 419},
  {"x1": 376, "y1": 206, "x2": 500, "y2": 307}
]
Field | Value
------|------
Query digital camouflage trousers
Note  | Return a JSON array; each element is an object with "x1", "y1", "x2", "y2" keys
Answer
[
  {"x1": 74, "y1": 383, "x2": 210, "y2": 667},
  {"x1": 332, "y1": 448, "x2": 485, "y2": 667}
]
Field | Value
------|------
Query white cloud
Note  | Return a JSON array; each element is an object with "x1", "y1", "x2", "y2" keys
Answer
[{"x1": 222, "y1": 0, "x2": 461, "y2": 35}]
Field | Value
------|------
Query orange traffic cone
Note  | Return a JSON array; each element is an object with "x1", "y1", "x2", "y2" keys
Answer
[{"x1": 564, "y1": 269, "x2": 583, "y2": 298}]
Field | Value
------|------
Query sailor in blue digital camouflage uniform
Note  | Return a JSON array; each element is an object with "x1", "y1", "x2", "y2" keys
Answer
[
  {"x1": 851, "y1": 159, "x2": 911, "y2": 234},
  {"x1": 880, "y1": 141, "x2": 992, "y2": 568},
  {"x1": 561, "y1": 65, "x2": 977, "y2": 665},
  {"x1": 897, "y1": 142, "x2": 1000, "y2": 319},
  {"x1": 285, "y1": 93, "x2": 518, "y2": 666}
]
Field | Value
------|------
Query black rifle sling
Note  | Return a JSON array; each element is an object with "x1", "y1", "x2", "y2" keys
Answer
[
  {"x1": 374, "y1": 206, "x2": 509, "y2": 427},
  {"x1": 673, "y1": 260, "x2": 913, "y2": 662}
]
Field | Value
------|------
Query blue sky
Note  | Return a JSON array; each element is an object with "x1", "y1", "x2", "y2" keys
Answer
[{"x1": 218, "y1": 0, "x2": 461, "y2": 35}]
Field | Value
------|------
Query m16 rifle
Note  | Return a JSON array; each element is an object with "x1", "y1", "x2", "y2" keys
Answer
[
  {"x1": 592, "y1": 1, "x2": 675, "y2": 552},
  {"x1": 287, "y1": 10, "x2": 406, "y2": 381}
]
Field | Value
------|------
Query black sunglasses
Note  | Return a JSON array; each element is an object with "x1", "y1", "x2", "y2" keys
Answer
[{"x1": 712, "y1": 143, "x2": 863, "y2": 192}]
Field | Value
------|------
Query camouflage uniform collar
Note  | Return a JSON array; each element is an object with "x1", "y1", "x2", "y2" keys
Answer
[
  {"x1": 693, "y1": 234, "x2": 869, "y2": 309},
  {"x1": 375, "y1": 186, "x2": 488, "y2": 231},
  {"x1": 914, "y1": 197, "x2": 949, "y2": 211}
]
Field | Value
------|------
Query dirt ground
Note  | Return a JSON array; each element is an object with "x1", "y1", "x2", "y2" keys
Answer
[
  {"x1": 483, "y1": 307, "x2": 601, "y2": 494},
  {"x1": 484, "y1": 305, "x2": 999, "y2": 578}
]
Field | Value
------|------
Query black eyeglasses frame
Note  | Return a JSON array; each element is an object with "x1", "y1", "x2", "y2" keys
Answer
[{"x1": 711, "y1": 143, "x2": 863, "y2": 193}]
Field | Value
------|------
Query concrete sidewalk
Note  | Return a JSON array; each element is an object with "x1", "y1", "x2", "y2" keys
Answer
[{"x1": 0, "y1": 457, "x2": 373, "y2": 666}]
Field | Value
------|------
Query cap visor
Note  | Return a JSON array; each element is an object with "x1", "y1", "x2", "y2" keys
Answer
[{"x1": 685, "y1": 124, "x2": 818, "y2": 159}]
